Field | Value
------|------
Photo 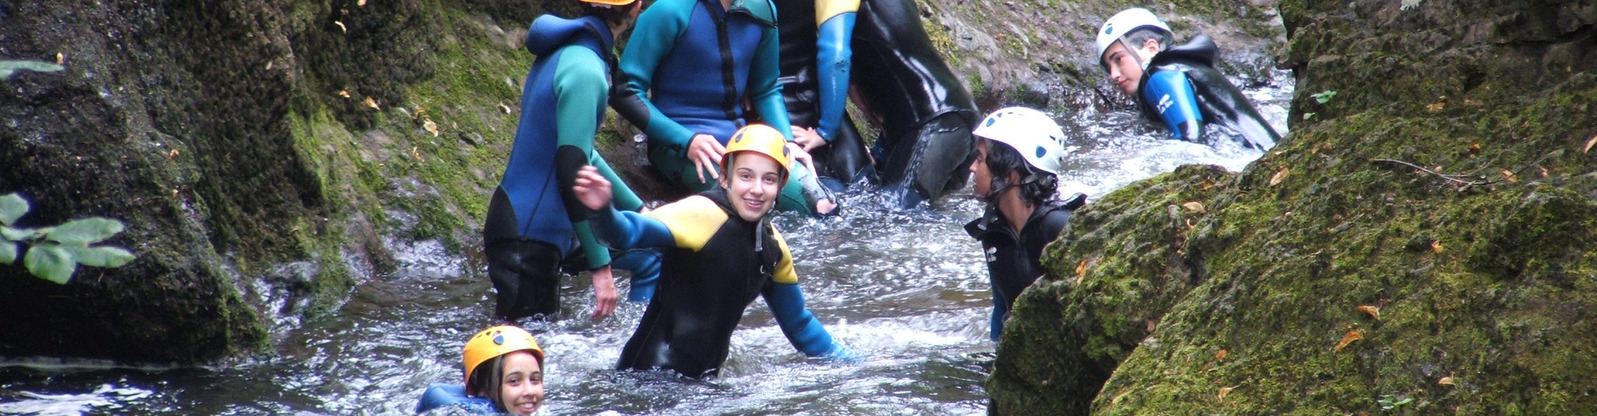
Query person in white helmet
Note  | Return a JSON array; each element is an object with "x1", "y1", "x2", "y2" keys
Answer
[
  {"x1": 1096, "y1": 7, "x2": 1281, "y2": 150},
  {"x1": 963, "y1": 107, "x2": 1087, "y2": 341}
]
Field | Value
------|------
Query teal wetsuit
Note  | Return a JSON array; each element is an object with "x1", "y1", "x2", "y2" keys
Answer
[
  {"x1": 591, "y1": 188, "x2": 843, "y2": 379},
  {"x1": 484, "y1": 14, "x2": 661, "y2": 321},
  {"x1": 612, "y1": 0, "x2": 829, "y2": 215}
]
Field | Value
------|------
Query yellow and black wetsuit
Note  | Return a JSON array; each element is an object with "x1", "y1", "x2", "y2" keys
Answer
[{"x1": 591, "y1": 187, "x2": 843, "y2": 379}]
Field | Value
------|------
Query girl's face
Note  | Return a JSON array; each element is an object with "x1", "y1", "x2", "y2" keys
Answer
[
  {"x1": 497, "y1": 351, "x2": 544, "y2": 415},
  {"x1": 721, "y1": 153, "x2": 783, "y2": 222}
]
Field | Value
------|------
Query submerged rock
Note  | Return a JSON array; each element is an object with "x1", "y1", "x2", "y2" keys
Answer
[{"x1": 989, "y1": 0, "x2": 1597, "y2": 414}]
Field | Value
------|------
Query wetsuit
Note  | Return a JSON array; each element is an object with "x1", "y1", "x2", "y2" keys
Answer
[
  {"x1": 849, "y1": 0, "x2": 979, "y2": 207},
  {"x1": 1137, "y1": 35, "x2": 1280, "y2": 150},
  {"x1": 415, "y1": 384, "x2": 493, "y2": 414},
  {"x1": 483, "y1": 15, "x2": 660, "y2": 321},
  {"x1": 612, "y1": 0, "x2": 831, "y2": 215},
  {"x1": 772, "y1": 0, "x2": 874, "y2": 185},
  {"x1": 965, "y1": 194, "x2": 1086, "y2": 340},
  {"x1": 591, "y1": 188, "x2": 842, "y2": 379}
]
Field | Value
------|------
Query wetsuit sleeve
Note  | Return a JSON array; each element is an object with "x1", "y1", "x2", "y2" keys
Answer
[
  {"x1": 415, "y1": 384, "x2": 495, "y2": 414},
  {"x1": 1143, "y1": 70, "x2": 1205, "y2": 142},
  {"x1": 590, "y1": 205, "x2": 679, "y2": 250},
  {"x1": 614, "y1": 2, "x2": 698, "y2": 150},
  {"x1": 814, "y1": 0, "x2": 859, "y2": 141},
  {"x1": 591, "y1": 155, "x2": 643, "y2": 212},
  {"x1": 749, "y1": 13, "x2": 796, "y2": 141},
  {"x1": 761, "y1": 228, "x2": 836, "y2": 356},
  {"x1": 553, "y1": 47, "x2": 619, "y2": 270}
]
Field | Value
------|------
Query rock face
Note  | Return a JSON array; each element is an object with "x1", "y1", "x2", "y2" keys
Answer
[
  {"x1": 0, "y1": 0, "x2": 574, "y2": 363},
  {"x1": 989, "y1": 0, "x2": 1597, "y2": 414}
]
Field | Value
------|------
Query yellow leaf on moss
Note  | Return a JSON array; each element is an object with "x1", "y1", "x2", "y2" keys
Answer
[
  {"x1": 1431, "y1": 240, "x2": 1444, "y2": 253},
  {"x1": 1426, "y1": 101, "x2": 1445, "y2": 112},
  {"x1": 1585, "y1": 134, "x2": 1597, "y2": 154},
  {"x1": 56, "y1": 52, "x2": 65, "y2": 64},
  {"x1": 338, "y1": 90, "x2": 352, "y2": 98},
  {"x1": 1074, "y1": 259, "x2": 1088, "y2": 280},
  {"x1": 1500, "y1": 169, "x2": 1517, "y2": 183},
  {"x1": 423, "y1": 119, "x2": 439, "y2": 137},
  {"x1": 1215, "y1": 349, "x2": 1228, "y2": 361},
  {"x1": 1183, "y1": 201, "x2": 1206, "y2": 213},
  {"x1": 1218, "y1": 386, "x2": 1235, "y2": 401},
  {"x1": 364, "y1": 96, "x2": 380, "y2": 110},
  {"x1": 1438, "y1": 376, "x2": 1456, "y2": 386},
  {"x1": 1269, "y1": 168, "x2": 1289, "y2": 186},
  {"x1": 1357, "y1": 305, "x2": 1381, "y2": 321},
  {"x1": 1335, "y1": 329, "x2": 1364, "y2": 351}
]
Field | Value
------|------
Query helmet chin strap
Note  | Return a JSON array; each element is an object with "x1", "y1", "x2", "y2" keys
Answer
[{"x1": 1118, "y1": 37, "x2": 1151, "y2": 71}]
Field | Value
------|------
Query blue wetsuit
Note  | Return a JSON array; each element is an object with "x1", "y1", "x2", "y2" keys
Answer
[
  {"x1": 591, "y1": 188, "x2": 843, "y2": 379},
  {"x1": 483, "y1": 15, "x2": 660, "y2": 320},
  {"x1": 415, "y1": 384, "x2": 494, "y2": 414},
  {"x1": 611, "y1": 0, "x2": 830, "y2": 215},
  {"x1": 1137, "y1": 35, "x2": 1281, "y2": 150},
  {"x1": 965, "y1": 195, "x2": 1085, "y2": 340}
]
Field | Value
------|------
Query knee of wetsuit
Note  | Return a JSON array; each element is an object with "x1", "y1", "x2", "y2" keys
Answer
[{"x1": 486, "y1": 239, "x2": 564, "y2": 321}]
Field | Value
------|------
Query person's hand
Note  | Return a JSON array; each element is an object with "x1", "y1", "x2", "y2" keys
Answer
[
  {"x1": 792, "y1": 126, "x2": 827, "y2": 152},
  {"x1": 687, "y1": 133, "x2": 726, "y2": 184},
  {"x1": 573, "y1": 166, "x2": 613, "y2": 210},
  {"x1": 786, "y1": 142, "x2": 815, "y2": 171},
  {"x1": 590, "y1": 265, "x2": 618, "y2": 320}
]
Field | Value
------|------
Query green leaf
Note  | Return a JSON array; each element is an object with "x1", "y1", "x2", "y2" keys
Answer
[
  {"x1": 1311, "y1": 90, "x2": 1338, "y2": 104},
  {"x1": 0, "y1": 60, "x2": 65, "y2": 80},
  {"x1": 1, "y1": 226, "x2": 40, "y2": 241},
  {"x1": 0, "y1": 240, "x2": 15, "y2": 264},
  {"x1": 0, "y1": 193, "x2": 28, "y2": 225},
  {"x1": 24, "y1": 244, "x2": 76, "y2": 284},
  {"x1": 64, "y1": 245, "x2": 135, "y2": 268},
  {"x1": 1303, "y1": 112, "x2": 1316, "y2": 121},
  {"x1": 46, "y1": 217, "x2": 125, "y2": 245}
]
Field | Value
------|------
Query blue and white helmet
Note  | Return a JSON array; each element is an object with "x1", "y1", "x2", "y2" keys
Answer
[
  {"x1": 972, "y1": 107, "x2": 1069, "y2": 176},
  {"x1": 1096, "y1": 8, "x2": 1171, "y2": 72}
]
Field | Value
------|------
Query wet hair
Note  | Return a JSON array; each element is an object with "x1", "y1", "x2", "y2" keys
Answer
[
  {"x1": 984, "y1": 141, "x2": 1059, "y2": 207},
  {"x1": 467, "y1": 356, "x2": 509, "y2": 413},
  {"x1": 581, "y1": 2, "x2": 638, "y2": 29},
  {"x1": 1122, "y1": 26, "x2": 1173, "y2": 52}
]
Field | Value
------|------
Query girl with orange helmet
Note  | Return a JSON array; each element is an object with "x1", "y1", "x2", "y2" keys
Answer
[{"x1": 416, "y1": 325, "x2": 546, "y2": 414}]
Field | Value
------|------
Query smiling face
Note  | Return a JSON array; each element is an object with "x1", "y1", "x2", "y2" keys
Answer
[
  {"x1": 496, "y1": 350, "x2": 544, "y2": 415},
  {"x1": 720, "y1": 152, "x2": 784, "y2": 222},
  {"x1": 1101, "y1": 39, "x2": 1157, "y2": 96}
]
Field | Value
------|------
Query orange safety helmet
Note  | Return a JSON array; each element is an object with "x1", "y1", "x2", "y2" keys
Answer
[
  {"x1": 721, "y1": 124, "x2": 794, "y2": 182},
  {"x1": 462, "y1": 325, "x2": 545, "y2": 395}
]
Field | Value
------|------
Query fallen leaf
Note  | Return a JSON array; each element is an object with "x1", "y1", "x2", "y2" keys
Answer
[
  {"x1": 1431, "y1": 240, "x2": 1444, "y2": 253},
  {"x1": 1269, "y1": 168, "x2": 1289, "y2": 186},
  {"x1": 1539, "y1": 166, "x2": 1549, "y2": 178},
  {"x1": 1215, "y1": 349, "x2": 1228, "y2": 361},
  {"x1": 1585, "y1": 134, "x2": 1597, "y2": 154},
  {"x1": 364, "y1": 96, "x2": 380, "y2": 110},
  {"x1": 334, "y1": 20, "x2": 347, "y2": 33},
  {"x1": 1218, "y1": 386, "x2": 1235, "y2": 401},
  {"x1": 1438, "y1": 376, "x2": 1455, "y2": 386},
  {"x1": 55, "y1": 52, "x2": 64, "y2": 64},
  {"x1": 498, "y1": 102, "x2": 513, "y2": 114},
  {"x1": 1183, "y1": 201, "x2": 1206, "y2": 213},
  {"x1": 357, "y1": 0, "x2": 367, "y2": 6},
  {"x1": 410, "y1": 146, "x2": 425, "y2": 162},
  {"x1": 172, "y1": 188, "x2": 179, "y2": 198},
  {"x1": 339, "y1": 90, "x2": 352, "y2": 98},
  {"x1": 423, "y1": 119, "x2": 439, "y2": 137},
  {"x1": 167, "y1": 149, "x2": 180, "y2": 160},
  {"x1": 1500, "y1": 169, "x2": 1517, "y2": 183},
  {"x1": 1335, "y1": 329, "x2": 1364, "y2": 351},
  {"x1": 1200, "y1": 179, "x2": 1215, "y2": 190},
  {"x1": 1146, "y1": 319, "x2": 1159, "y2": 332},
  {"x1": 1426, "y1": 101, "x2": 1445, "y2": 113},
  {"x1": 1357, "y1": 305, "x2": 1381, "y2": 321},
  {"x1": 1074, "y1": 259, "x2": 1088, "y2": 278}
]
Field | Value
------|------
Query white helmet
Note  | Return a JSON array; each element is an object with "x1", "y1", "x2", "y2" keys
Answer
[
  {"x1": 1095, "y1": 8, "x2": 1170, "y2": 72},
  {"x1": 972, "y1": 107, "x2": 1068, "y2": 176}
]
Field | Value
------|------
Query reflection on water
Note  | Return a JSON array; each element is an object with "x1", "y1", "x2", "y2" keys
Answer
[{"x1": 0, "y1": 69, "x2": 1291, "y2": 416}]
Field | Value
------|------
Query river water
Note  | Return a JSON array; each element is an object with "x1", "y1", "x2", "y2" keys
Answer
[{"x1": 0, "y1": 72, "x2": 1290, "y2": 416}]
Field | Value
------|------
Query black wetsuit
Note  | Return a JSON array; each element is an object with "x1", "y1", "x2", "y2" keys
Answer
[
  {"x1": 1137, "y1": 35, "x2": 1281, "y2": 150},
  {"x1": 965, "y1": 194, "x2": 1086, "y2": 340}
]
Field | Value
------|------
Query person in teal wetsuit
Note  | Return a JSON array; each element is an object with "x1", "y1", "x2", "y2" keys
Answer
[
  {"x1": 572, "y1": 124, "x2": 856, "y2": 379},
  {"x1": 1096, "y1": 7, "x2": 1280, "y2": 150},
  {"x1": 610, "y1": 0, "x2": 838, "y2": 216},
  {"x1": 483, "y1": 0, "x2": 658, "y2": 323}
]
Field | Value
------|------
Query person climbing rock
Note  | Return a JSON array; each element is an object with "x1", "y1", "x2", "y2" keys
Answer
[
  {"x1": 610, "y1": 0, "x2": 838, "y2": 216},
  {"x1": 482, "y1": 0, "x2": 660, "y2": 323},
  {"x1": 964, "y1": 107, "x2": 1087, "y2": 340},
  {"x1": 415, "y1": 325, "x2": 547, "y2": 415},
  {"x1": 1096, "y1": 7, "x2": 1281, "y2": 150},
  {"x1": 573, "y1": 124, "x2": 858, "y2": 379}
]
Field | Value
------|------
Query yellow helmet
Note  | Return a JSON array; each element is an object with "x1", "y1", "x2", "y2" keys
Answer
[
  {"x1": 721, "y1": 124, "x2": 793, "y2": 181},
  {"x1": 462, "y1": 325, "x2": 544, "y2": 394}
]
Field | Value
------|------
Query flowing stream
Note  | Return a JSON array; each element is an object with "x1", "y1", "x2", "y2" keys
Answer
[{"x1": 0, "y1": 71, "x2": 1291, "y2": 416}]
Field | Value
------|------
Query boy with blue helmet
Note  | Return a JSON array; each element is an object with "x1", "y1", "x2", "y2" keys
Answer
[{"x1": 1097, "y1": 7, "x2": 1281, "y2": 150}]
